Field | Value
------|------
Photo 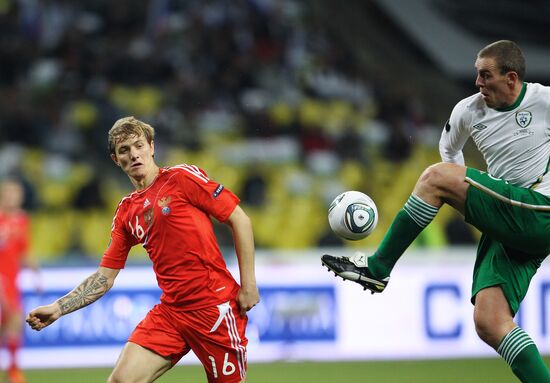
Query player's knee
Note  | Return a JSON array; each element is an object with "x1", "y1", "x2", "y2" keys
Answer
[
  {"x1": 418, "y1": 163, "x2": 447, "y2": 193},
  {"x1": 474, "y1": 313, "x2": 501, "y2": 348},
  {"x1": 419, "y1": 163, "x2": 463, "y2": 193},
  {"x1": 474, "y1": 316, "x2": 491, "y2": 344},
  {"x1": 106, "y1": 371, "x2": 125, "y2": 383}
]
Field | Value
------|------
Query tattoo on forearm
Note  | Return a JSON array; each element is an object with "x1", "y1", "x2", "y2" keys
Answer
[{"x1": 56, "y1": 272, "x2": 111, "y2": 315}]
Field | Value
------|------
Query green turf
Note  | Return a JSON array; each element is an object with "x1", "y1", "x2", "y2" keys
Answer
[{"x1": 20, "y1": 357, "x2": 550, "y2": 382}]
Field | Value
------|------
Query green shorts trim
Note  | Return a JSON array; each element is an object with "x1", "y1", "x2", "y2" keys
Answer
[
  {"x1": 464, "y1": 168, "x2": 549, "y2": 314},
  {"x1": 466, "y1": 172, "x2": 550, "y2": 211}
]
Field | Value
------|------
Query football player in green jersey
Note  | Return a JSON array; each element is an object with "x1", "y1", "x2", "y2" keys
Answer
[{"x1": 323, "y1": 40, "x2": 550, "y2": 382}]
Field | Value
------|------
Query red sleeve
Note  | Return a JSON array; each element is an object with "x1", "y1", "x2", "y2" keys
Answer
[
  {"x1": 175, "y1": 165, "x2": 240, "y2": 222},
  {"x1": 100, "y1": 201, "x2": 136, "y2": 269}
]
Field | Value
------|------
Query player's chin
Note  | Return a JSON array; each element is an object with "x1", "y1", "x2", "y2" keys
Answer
[
  {"x1": 128, "y1": 167, "x2": 145, "y2": 177},
  {"x1": 481, "y1": 94, "x2": 495, "y2": 107}
]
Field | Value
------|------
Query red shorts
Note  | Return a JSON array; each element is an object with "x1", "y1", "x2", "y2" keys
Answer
[{"x1": 129, "y1": 299, "x2": 248, "y2": 383}]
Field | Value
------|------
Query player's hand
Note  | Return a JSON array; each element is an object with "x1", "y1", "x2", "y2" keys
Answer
[
  {"x1": 26, "y1": 303, "x2": 62, "y2": 331},
  {"x1": 237, "y1": 286, "x2": 260, "y2": 316}
]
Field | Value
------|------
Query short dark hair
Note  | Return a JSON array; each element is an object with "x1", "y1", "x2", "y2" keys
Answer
[{"x1": 478, "y1": 40, "x2": 525, "y2": 81}]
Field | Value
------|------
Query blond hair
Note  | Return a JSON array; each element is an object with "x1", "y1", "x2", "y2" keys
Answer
[{"x1": 108, "y1": 116, "x2": 155, "y2": 155}]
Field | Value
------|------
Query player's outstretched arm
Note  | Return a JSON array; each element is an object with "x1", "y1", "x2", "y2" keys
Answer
[
  {"x1": 26, "y1": 266, "x2": 120, "y2": 331},
  {"x1": 226, "y1": 205, "x2": 259, "y2": 316}
]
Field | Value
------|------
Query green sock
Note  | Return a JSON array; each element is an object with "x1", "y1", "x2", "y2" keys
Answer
[
  {"x1": 368, "y1": 194, "x2": 439, "y2": 279},
  {"x1": 497, "y1": 327, "x2": 550, "y2": 382}
]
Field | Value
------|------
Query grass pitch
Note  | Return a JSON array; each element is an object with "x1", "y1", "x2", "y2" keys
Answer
[{"x1": 22, "y1": 357, "x2": 550, "y2": 382}]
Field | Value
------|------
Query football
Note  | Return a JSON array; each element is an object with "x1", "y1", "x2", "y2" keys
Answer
[{"x1": 328, "y1": 191, "x2": 378, "y2": 240}]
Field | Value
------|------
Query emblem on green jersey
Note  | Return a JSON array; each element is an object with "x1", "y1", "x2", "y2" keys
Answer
[
  {"x1": 515, "y1": 110, "x2": 532, "y2": 128},
  {"x1": 472, "y1": 123, "x2": 487, "y2": 130}
]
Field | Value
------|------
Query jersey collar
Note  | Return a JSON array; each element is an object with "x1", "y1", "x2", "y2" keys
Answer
[{"x1": 495, "y1": 82, "x2": 527, "y2": 112}]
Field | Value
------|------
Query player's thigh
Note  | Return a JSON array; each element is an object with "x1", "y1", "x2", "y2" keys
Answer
[
  {"x1": 472, "y1": 234, "x2": 544, "y2": 316},
  {"x1": 474, "y1": 287, "x2": 514, "y2": 328},
  {"x1": 109, "y1": 342, "x2": 172, "y2": 383},
  {"x1": 0, "y1": 285, "x2": 23, "y2": 332},
  {"x1": 122, "y1": 303, "x2": 191, "y2": 379},
  {"x1": 4, "y1": 306, "x2": 24, "y2": 333},
  {"x1": 183, "y1": 300, "x2": 248, "y2": 383},
  {"x1": 464, "y1": 168, "x2": 550, "y2": 254}
]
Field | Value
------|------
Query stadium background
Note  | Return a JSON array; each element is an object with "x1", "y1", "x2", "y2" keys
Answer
[{"x1": 2, "y1": 0, "x2": 550, "y2": 381}]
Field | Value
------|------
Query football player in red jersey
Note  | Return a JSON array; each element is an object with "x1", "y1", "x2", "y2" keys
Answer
[
  {"x1": 26, "y1": 117, "x2": 260, "y2": 383},
  {"x1": 0, "y1": 179, "x2": 40, "y2": 383}
]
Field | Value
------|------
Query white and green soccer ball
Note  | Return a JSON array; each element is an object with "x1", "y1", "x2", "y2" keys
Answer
[{"x1": 328, "y1": 191, "x2": 378, "y2": 240}]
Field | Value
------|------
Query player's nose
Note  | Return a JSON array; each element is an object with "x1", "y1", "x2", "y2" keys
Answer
[
  {"x1": 129, "y1": 147, "x2": 140, "y2": 160},
  {"x1": 475, "y1": 75, "x2": 484, "y2": 88}
]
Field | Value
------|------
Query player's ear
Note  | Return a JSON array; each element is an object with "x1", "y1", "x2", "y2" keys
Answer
[
  {"x1": 151, "y1": 140, "x2": 155, "y2": 158},
  {"x1": 507, "y1": 71, "x2": 518, "y2": 85},
  {"x1": 111, "y1": 153, "x2": 121, "y2": 166}
]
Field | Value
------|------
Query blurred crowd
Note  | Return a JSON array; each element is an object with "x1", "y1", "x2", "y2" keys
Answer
[{"x1": 0, "y1": 0, "x2": 475, "y2": 262}]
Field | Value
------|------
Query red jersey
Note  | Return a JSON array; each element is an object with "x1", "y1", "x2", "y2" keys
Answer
[
  {"x1": 0, "y1": 210, "x2": 29, "y2": 282},
  {"x1": 101, "y1": 165, "x2": 241, "y2": 310}
]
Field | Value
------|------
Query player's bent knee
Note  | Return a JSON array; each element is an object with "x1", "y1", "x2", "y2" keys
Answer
[
  {"x1": 417, "y1": 164, "x2": 446, "y2": 193},
  {"x1": 107, "y1": 370, "x2": 142, "y2": 383},
  {"x1": 474, "y1": 317, "x2": 492, "y2": 345},
  {"x1": 106, "y1": 371, "x2": 128, "y2": 383},
  {"x1": 107, "y1": 366, "x2": 159, "y2": 383},
  {"x1": 474, "y1": 313, "x2": 503, "y2": 349},
  {"x1": 106, "y1": 373, "x2": 119, "y2": 383},
  {"x1": 106, "y1": 373, "x2": 143, "y2": 383},
  {"x1": 418, "y1": 163, "x2": 466, "y2": 194}
]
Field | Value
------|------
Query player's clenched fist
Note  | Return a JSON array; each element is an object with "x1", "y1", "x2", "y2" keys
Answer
[
  {"x1": 26, "y1": 304, "x2": 61, "y2": 331},
  {"x1": 237, "y1": 286, "x2": 260, "y2": 316}
]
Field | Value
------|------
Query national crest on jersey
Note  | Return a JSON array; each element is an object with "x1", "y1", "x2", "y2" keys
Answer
[
  {"x1": 515, "y1": 110, "x2": 532, "y2": 128},
  {"x1": 158, "y1": 196, "x2": 172, "y2": 216}
]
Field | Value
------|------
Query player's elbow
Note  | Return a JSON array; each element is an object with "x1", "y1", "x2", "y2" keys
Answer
[
  {"x1": 227, "y1": 206, "x2": 252, "y2": 229},
  {"x1": 98, "y1": 267, "x2": 120, "y2": 291}
]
